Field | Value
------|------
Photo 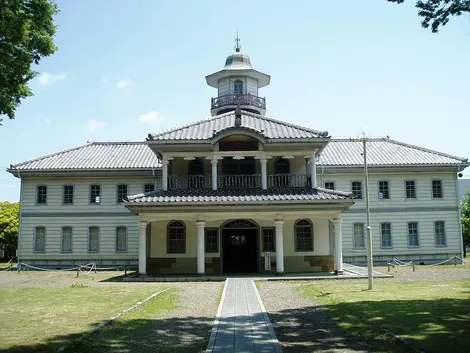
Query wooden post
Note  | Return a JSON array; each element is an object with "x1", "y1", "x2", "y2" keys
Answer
[
  {"x1": 412, "y1": 261, "x2": 415, "y2": 272},
  {"x1": 76, "y1": 266, "x2": 80, "y2": 277}
]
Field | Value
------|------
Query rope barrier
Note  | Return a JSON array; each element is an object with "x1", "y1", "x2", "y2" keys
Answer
[
  {"x1": 0, "y1": 259, "x2": 14, "y2": 271},
  {"x1": 387, "y1": 255, "x2": 465, "y2": 272},
  {"x1": 15, "y1": 262, "x2": 127, "y2": 275}
]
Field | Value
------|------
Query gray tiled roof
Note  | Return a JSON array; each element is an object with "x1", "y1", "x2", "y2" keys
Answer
[
  {"x1": 147, "y1": 110, "x2": 329, "y2": 141},
  {"x1": 7, "y1": 138, "x2": 467, "y2": 173},
  {"x1": 126, "y1": 188, "x2": 353, "y2": 205},
  {"x1": 319, "y1": 138, "x2": 467, "y2": 166},
  {"x1": 8, "y1": 142, "x2": 161, "y2": 171}
]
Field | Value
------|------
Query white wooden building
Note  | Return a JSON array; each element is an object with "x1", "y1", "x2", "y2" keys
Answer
[{"x1": 8, "y1": 41, "x2": 469, "y2": 275}]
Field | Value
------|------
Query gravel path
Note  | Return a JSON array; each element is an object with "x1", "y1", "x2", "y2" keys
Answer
[{"x1": 258, "y1": 281, "x2": 371, "y2": 353}]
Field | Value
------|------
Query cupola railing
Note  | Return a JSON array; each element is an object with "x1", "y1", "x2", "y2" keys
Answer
[{"x1": 211, "y1": 93, "x2": 266, "y2": 110}]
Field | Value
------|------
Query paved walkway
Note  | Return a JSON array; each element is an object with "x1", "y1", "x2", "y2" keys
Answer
[
  {"x1": 343, "y1": 263, "x2": 392, "y2": 277},
  {"x1": 206, "y1": 278, "x2": 283, "y2": 353}
]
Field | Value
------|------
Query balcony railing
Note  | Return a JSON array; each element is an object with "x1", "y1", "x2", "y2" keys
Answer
[
  {"x1": 211, "y1": 94, "x2": 266, "y2": 110},
  {"x1": 163, "y1": 174, "x2": 311, "y2": 191}
]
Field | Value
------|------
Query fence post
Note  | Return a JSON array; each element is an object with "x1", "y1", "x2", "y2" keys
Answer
[
  {"x1": 412, "y1": 261, "x2": 415, "y2": 272},
  {"x1": 387, "y1": 263, "x2": 390, "y2": 272},
  {"x1": 76, "y1": 266, "x2": 80, "y2": 277},
  {"x1": 124, "y1": 266, "x2": 127, "y2": 276}
]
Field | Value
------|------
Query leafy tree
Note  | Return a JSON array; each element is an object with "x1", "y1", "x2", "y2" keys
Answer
[
  {"x1": 387, "y1": 0, "x2": 470, "y2": 33},
  {"x1": 461, "y1": 190, "x2": 470, "y2": 247},
  {"x1": 0, "y1": 202, "x2": 19, "y2": 259},
  {"x1": 0, "y1": 0, "x2": 59, "y2": 120}
]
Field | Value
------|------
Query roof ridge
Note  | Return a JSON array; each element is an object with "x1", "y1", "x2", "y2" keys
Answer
[
  {"x1": 9, "y1": 142, "x2": 94, "y2": 168},
  {"x1": 149, "y1": 111, "x2": 234, "y2": 139},
  {"x1": 242, "y1": 110, "x2": 329, "y2": 136}
]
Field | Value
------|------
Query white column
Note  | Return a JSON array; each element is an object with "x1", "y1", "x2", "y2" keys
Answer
[
  {"x1": 260, "y1": 159, "x2": 268, "y2": 189},
  {"x1": 275, "y1": 219, "x2": 285, "y2": 274},
  {"x1": 309, "y1": 155, "x2": 317, "y2": 188},
  {"x1": 162, "y1": 159, "x2": 169, "y2": 191},
  {"x1": 211, "y1": 159, "x2": 218, "y2": 191},
  {"x1": 138, "y1": 221, "x2": 147, "y2": 276},
  {"x1": 196, "y1": 220, "x2": 206, "y2": 275},
  {"x1": 333, "y1": 217, "x2": 343, "y2": 274}
]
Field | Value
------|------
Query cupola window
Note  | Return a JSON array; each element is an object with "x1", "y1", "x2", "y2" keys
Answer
[{"x1": 233, "y1": 80, "x2": 243, "y2": 95}]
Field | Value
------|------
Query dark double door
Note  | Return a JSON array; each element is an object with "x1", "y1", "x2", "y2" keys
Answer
[{"x1": 222, "y1": 228, "x2": 258, "y2": 273}]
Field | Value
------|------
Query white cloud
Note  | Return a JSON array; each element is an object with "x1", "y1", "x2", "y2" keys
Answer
[
  {"x1": 100, "y1": 76, "x2": 109, "y2": 83},
  {"x1": 38, "y1": 72, "x2": 67, "y2": 85},
  {"x1": 139, "y1": 111, "x2": 159, "y2": 122},
  {"x1": 44, "y1": 119, "x2": 51, "y2": 126},
  {"x1": 88, "y1": 119, "x2": 106, "y2": 132},
  {"x1": 116, "y1": 80, "x2": 131, "y2": 88}
]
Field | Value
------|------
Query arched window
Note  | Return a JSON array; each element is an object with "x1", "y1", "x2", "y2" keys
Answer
[
  {"x1": 295, "y1": 219, "x2": 313, "y2": 251},
  {"x1": 274, "y1": 158, "x2": 290, "y2": 187},
  {"x1": 167, "y1": 221, "x2": 186, "y2": 253},
  {"x1": 233, "y1": 80, "x2": 243, "y2": 95},
  {"x1": 188, "y1": 159, "x2": 205, "y2": 188}
]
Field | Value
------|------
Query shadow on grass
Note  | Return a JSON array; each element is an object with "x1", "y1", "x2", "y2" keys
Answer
[{"x1": 266, "y1": 298, "x2": 470, "y2": 353}]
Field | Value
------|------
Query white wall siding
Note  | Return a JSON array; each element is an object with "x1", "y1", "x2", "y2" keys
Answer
[
  {"x1": 218, "y1": 78, "x2": 230, "y2": 96},
  {"x1": 246, "y1": 77, "x2": 258, "y2": 95}
]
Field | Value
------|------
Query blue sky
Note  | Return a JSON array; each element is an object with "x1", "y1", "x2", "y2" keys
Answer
[{"x1": 1, "y1": 0, "x2": 469, "y2": 201}]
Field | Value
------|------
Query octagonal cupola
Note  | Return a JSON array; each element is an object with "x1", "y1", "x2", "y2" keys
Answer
[{"x1": 205, "y1": 36, "x2": 271, "y2": 116}]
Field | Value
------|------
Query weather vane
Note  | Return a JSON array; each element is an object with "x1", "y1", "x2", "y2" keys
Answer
[{"x1": 235, "y1": 30, "x2": 241, "y2": 52}]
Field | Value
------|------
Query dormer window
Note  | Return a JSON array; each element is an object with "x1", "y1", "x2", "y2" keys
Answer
[{"x1": 233, "y1": 80, "x2": 243, "y2": 95}]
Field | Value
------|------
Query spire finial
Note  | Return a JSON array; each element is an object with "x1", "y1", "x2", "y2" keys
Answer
[{"x1": 235, "y1": 31, "x2": 241, "y2": 52}]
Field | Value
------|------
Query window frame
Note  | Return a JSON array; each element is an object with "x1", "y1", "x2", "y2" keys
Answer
[
  {"x1": 115, "y1": 226, "x2": 128, "y2": 252},
  {"x1": 61, "y1": 226, "x2": 73, "y2": 253},
  {"x1": 294, "y1": 219, "x2": 313, "y2": 252},
  {"x1": 351, "y1": 181, "x2": 363, "y2": 199},
  {"x1": 167, "y1": 220, "x2": 186, "y2": 254},
  {"x1": 62, "y1": 185, "x2": 75, "y2": 205},
  {"x1": 324, "y1": 181, "x2": 335, "y2": 190},
  {"x1": 431, "y1": 180, "x2": 443, "y2": 199},
  {"x1": 116, "y1": 184, "x2": 128, "y2": 204},
  {"x1": 34, "y1": 226, "x2": 46, "y2": 252},
  {"x1": 205, "y1": 228, "x2": 219, "y2": 253},
  {"x1": 380, "y1": 222, "x2": 393, "y2": 248},
  {"x1": 434, "y1": 221, "x2": 447, "y2": 247},
  {"x1": 89, "y1": 184, "x2": 101, "y2": 204},
  {"x1": 144, "y1": 183, "x2": 155, "y2": 193},
  {"x1": 405, "y1": 180, "x2": 417, "y2": 199},
  {"x1": 88, "y1": 226, "x2": 100, "y2": 252},
  {"x1": 262, "y1": 227, "x2": 276, "y2": 253},
  {"x1": 407, "y1": 222, "x2": 420, "y2": 247},
  {"x1": 36, "y1": 185, "x2": 48, "y2": 205},
  {"x1": 353, "y1": 223, "x2": 365, "y2": 248},
  {"x1": 233, "y1": 79, "x2": 244, "y2": 95},
  {"x1": 378, "y1": 180, "x2": 390, "y2": 200}
]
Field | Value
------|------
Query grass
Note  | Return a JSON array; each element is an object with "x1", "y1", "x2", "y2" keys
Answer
[
  {"x1": 299, "y1": 280, "x2": 470, "y2": 353},
  {"x1": 64, "y1": 289, "x2": 179, "y2": 353},
  {"x1": 0, "y1": 285, "x2": 167, "y2": 352}
]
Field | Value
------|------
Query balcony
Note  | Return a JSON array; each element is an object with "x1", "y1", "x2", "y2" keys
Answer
[
  {"x1": 211, "y1": 94, "x2": 266, "y2": 116},
  {"x1": 163, "y1": 174, "x2": 311, "y2": 191}
]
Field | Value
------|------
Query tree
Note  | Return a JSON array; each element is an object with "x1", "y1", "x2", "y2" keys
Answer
[
  {"x1": 0, "y1": 202, "x2": 19, "y2": 259},
  {"x1": 0, "y1": 0, "x2": 59, "y2": 120},
  {"x1": 461, "y1": 190, "x2": 470, "y2": 248},
  {"x1": 387, "y1": 0, "x2": 470, "y2": 33}
]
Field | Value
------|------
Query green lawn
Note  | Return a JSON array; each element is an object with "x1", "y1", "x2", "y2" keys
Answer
[
  {"x1": 0, "y1": 285, "x2": 169, "y2": 352},
  {"x1": 299, "y1": 280, "x2": 470, "y2": 353}
]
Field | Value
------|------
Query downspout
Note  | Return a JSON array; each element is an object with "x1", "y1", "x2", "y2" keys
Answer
[
  {"x1": 17, "y1": 171, "x2": 23, "y2": 268},
  {"x1": 152, "y1": 168, "x2": 157, "y2": 190},
  {"x1": 321, "y1": 165, "x2": 325, "y2": 188},
  {"x1": 455, "y1": 165, "x2": 465, "y2": 262}
]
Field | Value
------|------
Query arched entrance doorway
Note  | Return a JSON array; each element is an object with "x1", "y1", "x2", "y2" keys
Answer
[{"x1": 221, "y1": 219, "x2": 259, "y2": 273}]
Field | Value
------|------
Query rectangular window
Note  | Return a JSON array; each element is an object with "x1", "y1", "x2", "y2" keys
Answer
[
  {"x1": 90, "y1": 185, "x2": 101, "y2": 204},
  {"x1": 34, "y1": 226, "x2": 45, "y2": 252},
  {"x1": 88, "y1": 226, "x2": 99, "y2": 252},
  {"x1": 405, "y1": 180, "x2": 416, "y2": 199},
  {"x1": 353, "y1": 223, "x2": 365, "y2": 248},
  {"x1": 295, "y1": 220, "x2": 313, "y2": 251},
  {"x1": 205, "y1": 228, "x2": 219, "y2": 253},
  {"x1": 351, "y1": 181, "x2": 362, "y2": 199},
  {"x1": 324, "y1": 181, "x2": 335, "y2": 190},
  {"x1": 63, "y1": 185, "x2": 74, "y2": 204},
  {"x1": 379, "y1": 181, "x2": 390, "y2": 199},
  {"x1": 380, "y1": 223, "x2": 392, "y2": 248},
  {"x1": 61, "y1": 227, "x2": 72, "y2": 252},
  {"x1": 144, "y1": 183, "x2": 155, "y2": 193},
  {"x1": 36, "y1": 185, "x2": 47, "y2": 204},
  {"x1": 434, "y1": 221, "x2": 446, "y2": 246},
  {"x1": 432, "y1": 180, "x2": 443, "y2": 198},
  {"x1": 262, "y1": 227, "x2": 275, "y2": 252},
  {"x1": 116, "y1": 227, "x2": 127, "y2": 252},
  {"x1": 116, "y1": 184, "x2": 128, "y2": 203},
  {"x1": 407, "y1": 222, "x2": 419, "y2": 247}
]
